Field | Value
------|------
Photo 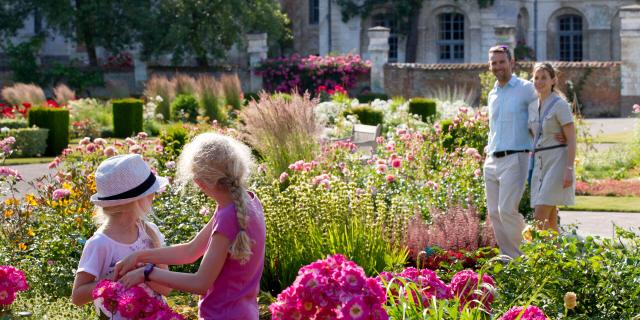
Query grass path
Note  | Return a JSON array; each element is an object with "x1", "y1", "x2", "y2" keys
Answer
[{"x1": 563, "y1": 196, "x2": 640, "y2": 213}]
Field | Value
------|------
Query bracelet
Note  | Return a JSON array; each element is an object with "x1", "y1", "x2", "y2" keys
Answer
[{"x1": 143, "y1": 263, "x2": 155, "y2": 282}]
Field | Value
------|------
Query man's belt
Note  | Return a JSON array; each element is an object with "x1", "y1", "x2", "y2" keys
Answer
[{"x1": 492, "y1": 149, "x2": 530, "y2": 158}]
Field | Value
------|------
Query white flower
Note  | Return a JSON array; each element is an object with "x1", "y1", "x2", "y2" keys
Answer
[
  {"x1": 1, "y1": 127, "x2": 9, "y2": 133},
  {"x1": 155, "y1": 95, "x2": 163, "y2": 102}
]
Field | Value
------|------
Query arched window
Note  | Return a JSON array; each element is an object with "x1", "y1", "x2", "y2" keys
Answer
[
  {"x1": 438, "y1": 12, "x2": 464, "y2": 62},
  {"x1": 309, "y1": 0, "x2": 319, "y2": 25},
  {"x1": 557, "y1": 14, "x2": 583, "y2": 61},
  {"x1": 372, "y1": 13, "x2": 398, "y2": 62}
]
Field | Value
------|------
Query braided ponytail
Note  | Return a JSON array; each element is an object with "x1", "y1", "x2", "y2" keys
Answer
[{"x1": 224, "y1": 177, "x2": 254, "y2": 264}]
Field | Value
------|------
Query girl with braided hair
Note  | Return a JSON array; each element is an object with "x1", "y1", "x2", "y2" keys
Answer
[{"x1": 115, "y1": 132, "x2": 266, "y2": 320}]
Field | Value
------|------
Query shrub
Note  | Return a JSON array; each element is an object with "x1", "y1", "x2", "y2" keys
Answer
[
  {"x1": 68, "y1": 98, "x2": 112, "y2": 134},
  {"x1": 159, "y1": 124, "x2": 189, "y2": 158},
  {"x1": 409, "y1": 98, "x2": 437, "y2": 122},
  {"x1": 0, "y1": 118, "x2": 28, "y2": 129},
  {"x1": 53, "y1": 84, "x2": 75, "y2": 106},
  {"x1": 255, "y1": 54, "x2": 370, "y2": 94},
  {"x1": 243, "y1": 92, "x2": 260, "y2": 105},
  {"x1": 111, "y1": 98, "x2": 143, "y2": 138},
  {"x1": 1, "y1": 83, "x2": 46, "y2": 106},
  {"x1": 344, "y1": 105, "x2": 384, "y2": 126},
  {"x1": 239, "y1": 92, "x2": 321, "y2": 178},
  {"x1": 0, "y1": 127, "x2": 49, "y2": 157},
  {"x1": 144, "y1": 75, "x2": 175, "y2": 121},
  {"x1": 171, "y1": 94, "x2": 199, "y2": 123},
  {"x1": 196, "y1": 75, "x2": 226, "y2": 123},
  {"x1": 27, "y1": 107, "x2": 69, "y2": 156},
  {"x1": 220, "y1": 74, "x2": 243, "y2": 111},
  {"x1": 357, "y1": 93, "x2": 389, "y2": 104}
]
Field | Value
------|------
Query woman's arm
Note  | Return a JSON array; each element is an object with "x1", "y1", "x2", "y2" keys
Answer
[
  {"x1": 115, "y1": 217, "x2": 215, "y2": 279},
  {"x1": 71, "y1": 272, "x2": 97, "y2": 306},
  {"x1": 562, "y1": 122, "x2": 576, "y2": 188},
  {"x1": 119, "y1": 233, "x2": 230, "y2": 295}
]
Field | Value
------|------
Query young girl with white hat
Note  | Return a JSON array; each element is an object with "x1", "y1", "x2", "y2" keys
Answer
[
  {"x1": 115, "y1": 132, "x2": 266, "y2": 320},
  {"x1": 71, "y1": 154, "x2": 172, "y2": 318}
]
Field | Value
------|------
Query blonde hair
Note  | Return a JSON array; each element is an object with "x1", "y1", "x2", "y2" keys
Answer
[
  {"x1": 533, "y1": 62, "x2": 561, "y2": 93},
  {"x1": 94, "y1": 197, "x2": 161, "y2": 248},
  {"x1": 175, "y1": 132, "x2": 256, "y2": 264}
]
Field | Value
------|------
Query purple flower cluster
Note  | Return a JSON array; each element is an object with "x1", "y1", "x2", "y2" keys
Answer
[
  {"x1": 269, "y1": 254, "x2": 388, "y2": 319},
  {"x1": 378, "y1": 268, "x2": 494, "y2": 310},
  {"x1": 499, "y1": 305, "x2": 549, "y2": 320},
  {"x1": 255, "y1": 54, "x2": 370, "y2": 94},
  {"x1": 92, "y1": 280, "x2": 183, "y2": 320},
  {"x1": 0, "y1": 265, "x2": 29, "y2": 306},
  {"x1": 0, "y1": 136, "x2": 15, "y2": 155}
]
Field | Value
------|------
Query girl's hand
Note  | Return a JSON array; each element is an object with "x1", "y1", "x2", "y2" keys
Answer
[
  {"x1": 563, "y1": 168, "x2": 573, "y2": 188},
  {"x1": 119, "y1": 267, "x2": 145, "y2": 289},
  {"x1": 115, "y1": 253, "x2": 139, "y2": 280}
]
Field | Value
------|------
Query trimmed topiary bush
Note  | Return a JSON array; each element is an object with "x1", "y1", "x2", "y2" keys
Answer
[
  {"x1": 356, "y1": 93, "x2": 389, "y2": 104},
  {"x1": 171, "y1": 94, "x2": 199, "y2": 123},
  {"x1": 28, "y1": 107, "x2": 69, "y2": 156},
  {"x1": 344, "y1": 105, "x2": 384, "y2": 126},
  {"x1": 112, "y1": 98, "x2": 143, "y2": 138},
  {"x1": 0, "y1": 127, "x2": 49, "y2": 157},
  {"x1": 409, "y1": 98, "x2": 437, "y2": 122}
]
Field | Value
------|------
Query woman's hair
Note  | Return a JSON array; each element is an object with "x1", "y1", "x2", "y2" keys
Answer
[
  {"x1": 94, "y1": 198, "x2": 161, "y2": 248},
  {"x1": 533, "y1": 62, "x2": 560, "y2": 92},
  {"x1": 175, "y1": 132, "x2": 256, "y2": 264}
]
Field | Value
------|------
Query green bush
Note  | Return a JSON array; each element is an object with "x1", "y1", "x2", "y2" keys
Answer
[
  {"x1": 0, "y1": 118, "x2": 28, "y2": 129},
  {"x1": 159, "y1": 124, "x2": 189, "y2": 158},
  {"x1": 0, "y1": 127, "x2": 49, "y2": 157},
  {"x1": 356, "y1": 93, "x2": 389, "y2": 104},
  {"x1": 409, "y1": 98, "x2": 437, "y2": 122},
  {"x1": 344, "y1": 105, "x2": 384, "y2": 126},
  {"x1": 243, "y1": 92, "x2": 260, "y2": 105},
  {"x1": 171, "y1": 94, "x2": 199, "y2": 123},
  {"x1": 112, "y1": 98, "x2": 143, "y2": 138},
  {"x1": 27, "y1": 107, "x2": 69, "y2": 156},
  {"x1": 199, "y1": 91, "x2": 226, "y2": 124}
]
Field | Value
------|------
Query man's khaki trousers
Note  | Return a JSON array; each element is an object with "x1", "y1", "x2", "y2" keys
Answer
[{"x1": 483, "y1": 152, "x2": 528, "y2": 258}]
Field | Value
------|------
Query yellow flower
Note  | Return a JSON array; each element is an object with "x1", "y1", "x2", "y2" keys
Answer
[
  {"x1": 3, "y1": 210, "x2": 13, "y2": 218},
  {"x1": 564, "y1": 292, "x2": 577, "y2": 309},
  {"x1": 522, "y1": 225, "x2": 534, "y2": 242},
  {"x1": 27, "y1": 227, "x2": 35, "y2": 237},
  {"x1": 4, "y1": 198, "x2": 19, "y2": 206},
  {"x1": 25, "y1": 194, "x2": 37, "y2": 206},
  {"x1": 18, "y1": 243, "x2": 27, "y2": 250}
]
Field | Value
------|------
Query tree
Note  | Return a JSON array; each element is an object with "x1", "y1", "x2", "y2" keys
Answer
[
  {"x1": 140, "y1": 0, "x2": 289, "y2": 66},
  {"x1": 0, "y1": 0, "x2": 152, "y2": 66}
]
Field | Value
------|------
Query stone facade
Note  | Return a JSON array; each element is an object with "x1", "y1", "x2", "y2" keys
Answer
[
  {"x1": 384, "y1": 61, "x2": 622, "y2": 117},
  {"x1": 288, "y1": 0, "x2": 636, "y2": 64}
]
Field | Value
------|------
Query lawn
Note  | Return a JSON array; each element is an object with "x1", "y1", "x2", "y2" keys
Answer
[
  {"x1": 563, "y1": 195, "x2": 640, "y2": 213},
  {"x1": 4, "y1": 156, "x2": 55, "y2": 165}
]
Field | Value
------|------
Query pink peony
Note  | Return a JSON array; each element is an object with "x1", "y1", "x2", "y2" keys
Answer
[
  {"x1": 104, "y1": 146, "x2": 116, "y2": 157},
  {"x1": 450, "y1": 270, "x2": 494, "y2": 310},
  {"x1": 86, "y1": 143, "x2": 96, "y2": 153},
  {"x1": 498, "y1": 305, "x2": 549, "y2": 320}
]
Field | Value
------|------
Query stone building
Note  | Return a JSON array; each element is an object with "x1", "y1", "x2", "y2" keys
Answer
[{"x1": 281, "y1": 0, "x2": 637, "y2": 63}]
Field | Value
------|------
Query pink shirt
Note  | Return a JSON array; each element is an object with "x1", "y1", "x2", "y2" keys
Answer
[{"x1": 199, "y1": 193, "x2": 266, "y2": 320}]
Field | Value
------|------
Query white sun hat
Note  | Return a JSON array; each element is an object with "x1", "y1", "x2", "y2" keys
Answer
[{"x1": 90, "y1": 154, "x2": 169, "y2": 207}]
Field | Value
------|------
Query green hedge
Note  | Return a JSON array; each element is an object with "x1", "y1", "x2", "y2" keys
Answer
[
  {"x1": 28, "y1": 107, "x2": 69, "y2": 156},
  {"x1": 356, "y1": 93, "x2": 389, "y2": 104},
  {"x1": 409, "y1": 98, "x2": 437, "y2": 122},
  {"x1": 0, "y1": 118, "x2": 28, "y2": 129},
  {"x1": 344, "y1": 105, "x2": 384, "y2": 126},
  {"x1": 0, "y1": 127, "x2": 49, "y2": 157},
  {"x1": 171, "y1": 94, "x2": 199, "y2": 123},
  {"x1": 112, "y1": 98, "x2": 143, "y2": 138}
]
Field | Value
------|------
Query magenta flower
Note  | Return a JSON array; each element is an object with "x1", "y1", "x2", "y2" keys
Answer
[
  {"x1": 633, "y1": 104, "x2": 640, "y2": 113},
  {"x1": 52, "y1": 188, "x2": 71, "y2": 201},
  {"x1": 450, "y1": 270, "x2": 495, "y2": 310},
  {"x1": 498, "y1": 305, "x2": 549, "y2": 320},
  {"x1": 0, "y1": 287, "x2": 16, "y2": 305},
  {"x1": 385, "y1": 174, "x2": 395, "y2": 183},
  {"x1": 340, "y1": 296, "x2": 370, "y2": 319}
]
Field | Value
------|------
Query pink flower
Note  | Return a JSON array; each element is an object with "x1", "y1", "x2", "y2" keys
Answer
[
  {"x1": 391, "y1": 158, "x2": 402, "y2": 168},
  {"x1": 375, "y1": 164, "x2": 387, "y2": 174},
  {"x1": 498, "y1": 305, "x2": 549, "y2": 320},
  {"x1": 137, "y1": 132, "x2": 148, "y2": 139},
  {"x1": 434, "y1": 123, "x2": 442, "y2": 134},
  {"x1": 633, "y1": 104, "x2": 640, "y2": 113},
  {"x1": 0, "y1": 288, "x2": 16, "y2": 306},
  {"x1": 155, "y1": 145, "x2": 164, "y2": 153},
  {"x1": 86, "y1": 143, "x2": 96, "y2": 153},
  {"x1": 450, "y1": 270, "x2": 494, "y2": 310},
  {"x1": 386, "y1": 174, "x2": 395, "y2": 183},
  {"x1": 130, "y1": 145, "x2": 142, "y2": 154},
  {"x1": 340, "y1": 296, "x2": 370, "y2": 319},
  {"x1": 165, "y1": 161, "x2": 176, "y2": 169},
  {"x1": 199, "y1": 207, "x2": 210, "y2": 216},
  {"x1": 94, "y1": 138, "x2": 107, "y2": 146},
  {"x1": 125, "y1": 137, "x2": 136, "y2": 145},
  {"x1": 0, "y1": 167, "x2": 22, "y2": 180},
  {"x1": 279, "y1": 172, "x2": 289, "y2": 183},
  {"x1": 104, "y1": 146, "x2": 116, "y2": 157},
  {"x1": 426, "y1": 180, "x2": 439, "y2": 191},
  {"x1": 474, "y1": 168, "x2": 482, "y2": 177},
  {"x1": 52, "y1": 188, "x2": 71, "y2": 200},
  {"x1": 79, "y1": 137, "x2": 91, "y2": 145},
  {"x1": 48, "y1": 157, "x2": 61, "y2": 169}
]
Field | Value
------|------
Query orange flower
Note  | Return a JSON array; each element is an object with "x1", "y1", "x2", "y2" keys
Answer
[{"x1": 18, "y1": 243, "x2": 27, "y2": 250}]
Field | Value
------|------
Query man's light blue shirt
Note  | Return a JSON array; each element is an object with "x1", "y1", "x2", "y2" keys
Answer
[{"x1": 487, "y1": 74, "x2": 537, "y2": 154}]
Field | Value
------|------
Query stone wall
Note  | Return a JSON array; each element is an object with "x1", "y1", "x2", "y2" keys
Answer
[{"x1": 384, "y1": 61, "x2": 622, "y2": 117}]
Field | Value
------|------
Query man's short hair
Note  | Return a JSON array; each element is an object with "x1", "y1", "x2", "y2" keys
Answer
[{"x1": 489, "y1": 45, "x2": 513, "y2": 61}]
